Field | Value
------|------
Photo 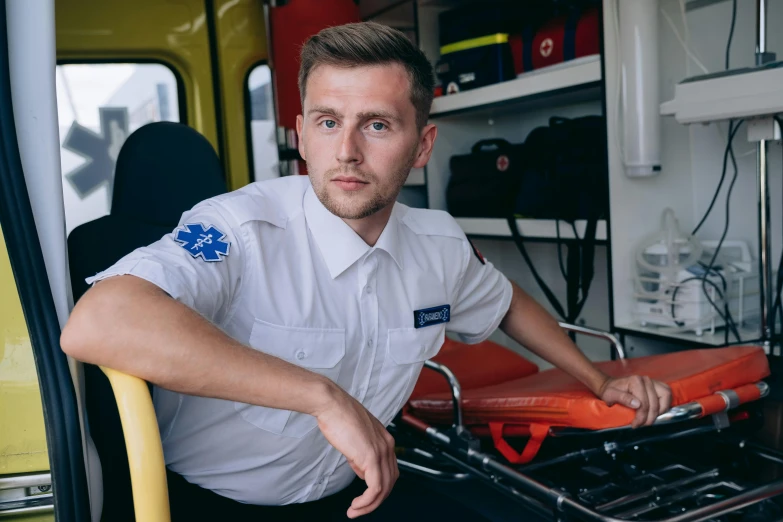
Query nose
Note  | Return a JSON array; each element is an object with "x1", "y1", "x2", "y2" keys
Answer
[{"x1": 336, "y1": 127, "x2": 363, "y2": 165}]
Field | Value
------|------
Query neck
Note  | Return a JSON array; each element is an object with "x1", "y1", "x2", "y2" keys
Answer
[{"x1": 343, "y1": 204, "x2": 394, "y2": 246}]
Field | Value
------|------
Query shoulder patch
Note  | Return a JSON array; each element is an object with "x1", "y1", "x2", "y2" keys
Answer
[
  {"x1": 174, "y1": 223, "x2": 230, "y2": 262},
  {"x1": 469, "y1": 239, "x2": 486, "y2": 265}
]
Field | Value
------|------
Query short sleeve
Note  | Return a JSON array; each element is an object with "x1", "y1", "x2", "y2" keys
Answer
[
  {"x1": 447, "y1": 238, "x2": 512, "y2": 344},
  {"x1": 85, "y1": 202, "x2": 245, "y2": 326}
]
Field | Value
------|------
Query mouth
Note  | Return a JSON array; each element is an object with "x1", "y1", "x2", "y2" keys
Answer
[{"x1": 331, "y1": 176, "x2": 369, "y2": 192}]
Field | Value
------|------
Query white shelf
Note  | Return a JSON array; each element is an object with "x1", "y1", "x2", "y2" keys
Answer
[
  {"x1": 430, "y1": 55, "x2": 603, "y2": 118},
  {"x1": 404, "y1": 167, "x2": 426, "y2": 186},
  {"x1": 455, "y1": 217, "x2": 607, "y2": 241},
  {"x1": 617, "y1": 322, "x2": 763, "y2": 348}
]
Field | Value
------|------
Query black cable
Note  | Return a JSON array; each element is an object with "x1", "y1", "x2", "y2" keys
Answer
[
  {"x1": 508, "y1": 218, "x2": 568, "y2": 320},
  {"x1": 682, "y1": 120, "x2": 743, "y2": 342},
  {"x1": 670, "y1": 262, "x2": 741, "y2": 342},
  {"x1": 572, "y1": 221, "x2": 592, "y2": 310},
  {"x1": 692, "y1": 12, "x2": 739, "y2": 238},
  {"x1": 555, "y1": 220, "x2": 568, "y2": 281},
  {"x1": 555, "y1": 220, "x2": 591, "y2": 312},
  {"x1": 671, "y1": 1, "x2": 742, "y2": 344},
  {"x1": 769, "y1": 115, "x2": 783, "y2": 345},
  {"x1": 670, "y1": 275, "x2": 737, "y2": 336},
  {"x1": 692, "y1": 120, "x2": 742, "y2": 236},
  {"x1": 703, "y1": 263, "x2": 741, "y2": 342},
  {"x1": 771, "y1": 249, "x2": 783, "y2": 344},
  {"x1": 725, "y1": 0, "x2": 737, "y2": 70},
  {"x1": 700, "y1": 119, "x2": 744, "y2": 343}
]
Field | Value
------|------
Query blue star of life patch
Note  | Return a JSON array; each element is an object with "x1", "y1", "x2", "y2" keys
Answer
[
  {"x1": 173, "y1": 223, "x2": 230, "y2": 262},
  {"x1": 413, "y1": 305, "x2": 451, "y2": 329}
]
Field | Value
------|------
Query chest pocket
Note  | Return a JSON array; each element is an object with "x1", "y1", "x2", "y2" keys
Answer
[
  {"x1": 235, "y1": 318, "x2": 346, "y2": 438},
  {"x1": 370, "y1": 325, "x2": 445, "y2": 426}
]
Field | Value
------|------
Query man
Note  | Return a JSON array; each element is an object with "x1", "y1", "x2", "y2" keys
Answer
[{"x1": 62, "y1": 21, "x2": 671, "y2": 521}]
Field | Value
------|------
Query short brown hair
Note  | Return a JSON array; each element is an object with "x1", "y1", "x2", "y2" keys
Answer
[{"x1": 299, "y1": 22, "x2": 435, "y2": 129}]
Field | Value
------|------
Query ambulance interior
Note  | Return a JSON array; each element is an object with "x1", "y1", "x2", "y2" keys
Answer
[{"x1": 3, "y1": 0, "x2": 783, "y2": 521}]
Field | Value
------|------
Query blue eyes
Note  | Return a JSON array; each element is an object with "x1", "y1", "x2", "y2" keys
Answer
[{"x1": 319, "y1": 120, "x2": 387, "y2": 131}]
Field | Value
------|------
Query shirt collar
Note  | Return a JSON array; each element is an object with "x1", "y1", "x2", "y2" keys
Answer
[
  {"x1": 303, "y1": 185, "x2": 404, "y2": 279},
  {"x1": 374, "y1": 204, "x2": 404, "y2": 271}
]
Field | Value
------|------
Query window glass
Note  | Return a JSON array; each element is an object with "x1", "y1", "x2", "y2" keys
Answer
[
  {"x1": 247, "y1": 64, "x2": 280, "y2": 181},
  {"x1": 56, "y1": 63, "x2": 180, "y2": 234}
]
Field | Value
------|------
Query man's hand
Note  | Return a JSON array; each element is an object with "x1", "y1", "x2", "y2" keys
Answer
[
  {"x1": 598, "y1": 376, "x2": 673, "y2": 428},
  {"x1": 314, "y1": 383, "x2": 398, "y2": 519}
]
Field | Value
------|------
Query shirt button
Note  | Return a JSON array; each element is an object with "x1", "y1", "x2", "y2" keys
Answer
[
  {"x1": 367, "y1": 339, "x2": 373, "y2": 347},
  {"x1": 316, "y1": 477, "x2": 324, "y2": 485},
  {"x1": 296, "y1": 351, "x2": 306, "y2": 360},
  {"x1": 366, "y1": 285, "x2": 373, "y2": 294}
]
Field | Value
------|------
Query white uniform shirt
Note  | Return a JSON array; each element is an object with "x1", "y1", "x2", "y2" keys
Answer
[{"x1": 88, "y1": 175, "x2": 512, "y2": 505}]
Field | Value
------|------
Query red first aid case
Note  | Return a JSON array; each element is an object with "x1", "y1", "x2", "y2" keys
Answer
[{"x1": 509, "y1": 6, "x2": 600, "y2": 75}]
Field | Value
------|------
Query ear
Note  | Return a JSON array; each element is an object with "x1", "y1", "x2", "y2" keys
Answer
[
  {"x1": 296, "y1": 114, "x2": 306, "y2": 161},
  {"x1": 412, "y1": 123, "x2": 437, "y2": 169}
]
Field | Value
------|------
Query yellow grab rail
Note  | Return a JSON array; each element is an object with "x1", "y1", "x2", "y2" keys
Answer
[{"x1": 100, "y1": 367, "x2": 170, "y2": 522}]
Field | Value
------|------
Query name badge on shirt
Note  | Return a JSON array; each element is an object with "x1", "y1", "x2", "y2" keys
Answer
[{"x1": 413, "y1": 305, "x2": 450, "y2": 329}]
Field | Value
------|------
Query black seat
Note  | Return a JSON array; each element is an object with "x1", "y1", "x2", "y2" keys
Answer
[{"x1": 67, "y1": 121, "x2": 226, "y2": 521}]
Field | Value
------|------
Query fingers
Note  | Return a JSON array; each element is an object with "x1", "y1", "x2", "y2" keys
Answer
[
  {"x1": 347, "y1": 431, "x2": 397, "y2": 519},
  {"x1": 642, "y1": 376, "x2": 659, "y2": 427},
  {"x1": 603, "y1": 376, "x2": 673, "y2": 429},
  {"x1": 348, "y1": 462, "x2": 384, "y2": 518},
  {"x1": 656, "y1": 381, "x2": 673, "y2": 413},
  {"x1": 386, "y1": 432, "x2": 399, "y2": 486},
  {"x1": 605, "y1": 389, "x2": 641, "y2": 410},
  {"x1": 629, "y1": 376, "x2": 650, "y2": 429}
]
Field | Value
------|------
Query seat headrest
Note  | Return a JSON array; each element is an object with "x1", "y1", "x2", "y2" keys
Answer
[{"x1": 110, "y1": 122, "x2": 226, "y2": 225}]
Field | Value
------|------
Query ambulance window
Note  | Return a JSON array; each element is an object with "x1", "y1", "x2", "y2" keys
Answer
[
  {"x1": 247, "y1": 64, "x2": 280, "y2": 181},
  {"x1": 56, "y1": 63, "x2": 181, "y2": 235}
]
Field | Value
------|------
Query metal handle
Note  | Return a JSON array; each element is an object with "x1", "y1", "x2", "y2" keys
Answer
[
  {"x1": 422, "y1": 325, "x2": 624, "y2": 431},
  {"x1": 397, "y1": 459, "x2": 470, "y2": 482},
  {"x1": 559, "y1": 322, "x2": 626, "y2": 359},
  {"x1": 551, "y1": 382, "x2": 769, "y2": 437},
  {"x1": 422, "y1": 360, "x2": 464, "y2": 431},
  {"x1": 0, "y1": 473, "x2": 50, "y2": 491},
  {"x1": 0, "y1": 504, "x2": 54, "y2": 518}
]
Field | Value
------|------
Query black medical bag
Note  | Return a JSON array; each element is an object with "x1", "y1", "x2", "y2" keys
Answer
[
  {"x1": 445, "y1": 138, "x2": 525, "y2": 218},
  {"x1": 512, "y1": 115, "x2": 608, "y2": 222},
  {"x1": 445, "y1": 116, "x2": 608, "y2": 323},
  {"x1": 446, "y1": 116, "x2": 607, "y2": 222}
]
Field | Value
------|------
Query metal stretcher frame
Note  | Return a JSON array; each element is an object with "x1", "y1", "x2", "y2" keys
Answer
[{"x1": 395, "y1": 323, "x2": 783, "y2": 522}]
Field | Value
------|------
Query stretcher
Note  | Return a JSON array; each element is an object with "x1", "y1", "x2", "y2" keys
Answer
[
  {"x1": 100, "y1": 323, "x2": 783, "y2": 522},
  {"x1": 390, "y1": 323, "x2": 783, "y2": 522}
]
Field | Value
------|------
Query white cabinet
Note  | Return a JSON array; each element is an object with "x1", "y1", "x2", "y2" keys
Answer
[{"x1": 603, "y1": 0, "x2": 783, "y2": 351}]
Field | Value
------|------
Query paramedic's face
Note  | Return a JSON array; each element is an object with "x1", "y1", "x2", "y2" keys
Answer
[{"x1": 297, "y1": 63, "x2": 436, "y2": 220}]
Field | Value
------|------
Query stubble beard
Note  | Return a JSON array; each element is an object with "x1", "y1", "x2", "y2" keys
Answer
[{"x1": 310, "y1": 151, "x2": 417, "y2": 220}]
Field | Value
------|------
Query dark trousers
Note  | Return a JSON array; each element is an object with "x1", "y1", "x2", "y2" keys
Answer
[{"x1": 167, "y1": 468, "x2": 493, "y2": 522}]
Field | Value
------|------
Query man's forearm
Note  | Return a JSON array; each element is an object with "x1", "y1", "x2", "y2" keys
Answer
[
  {"x1": 61, "y1": 275, "x2": 338, "y2": 416},
  {"x1": 499, "y1": 282, "x2": 609, "y2": 395}
]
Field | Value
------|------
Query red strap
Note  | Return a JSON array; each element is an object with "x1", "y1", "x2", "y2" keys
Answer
[{"x1": 488, "y1": 423, "x2": 550, "y2": 464}]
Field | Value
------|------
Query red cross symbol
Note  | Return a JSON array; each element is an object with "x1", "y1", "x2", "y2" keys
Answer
[
  {"x1": 540, "y1": 38, "x2": 554, "y2": 58},
  {"x1": 496, "y1": 155, "x2": 510, "y2": 172}
]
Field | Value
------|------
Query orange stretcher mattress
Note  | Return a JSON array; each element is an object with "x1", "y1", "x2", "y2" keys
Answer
[
  {"x1": 410, "y1": 337, "x2": 540, "y2": 399},
  {"x1": 407, "y1": 345, "x2": 770, "y2": 463}
]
